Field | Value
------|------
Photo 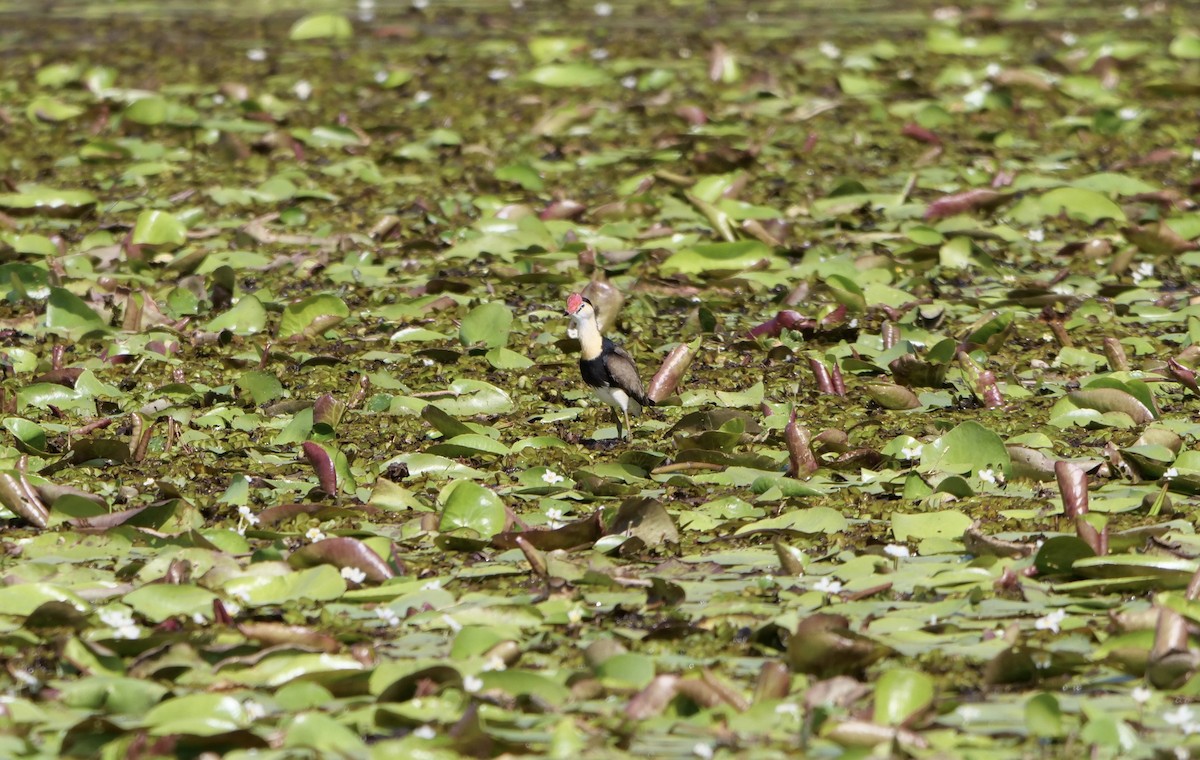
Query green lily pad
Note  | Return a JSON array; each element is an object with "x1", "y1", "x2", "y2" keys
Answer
[
  {"x1": 289, "y1": 13, "x2": 353, "y2": 41},
  {"x1": 439, "y1": 480, "x2": 506, "y2": 538}
]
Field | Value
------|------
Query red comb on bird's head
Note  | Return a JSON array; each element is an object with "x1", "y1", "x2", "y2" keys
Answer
[{"x1": 566, "y1": 292, "x2": 585, "y2": 314}]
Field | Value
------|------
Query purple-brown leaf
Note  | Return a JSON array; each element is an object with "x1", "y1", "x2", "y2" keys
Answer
[
  {"x1": 302, "y1": 441, "x2": 338, "y2": 495},
  {"x1": 1055, "y1": 461, "x2": 1089, "y2": 518},
  {"x1": 786, "y1": 412, "x2": 818, "y2": 478},
  {"x1": 923, "y1": 189, "x2": 1012, "y2": 222},
  {"x1": 289, "y1": 536, "x2": 394, "y2": 582},
  {"x1": 646, "y1": 342, "x2": 695, "y2": 403}
]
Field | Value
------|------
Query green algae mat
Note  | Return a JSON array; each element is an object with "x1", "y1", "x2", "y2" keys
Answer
[{"x1": 1, "y1": 0, "x2": 1200, "y2": 757}]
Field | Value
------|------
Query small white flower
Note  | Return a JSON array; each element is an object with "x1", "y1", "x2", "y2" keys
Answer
[
  {"x1": 1027, "y1": 228, "x2": 1045, "y2": 242},
  {"x1": 567, "y1": 606, "x2": 585, "y2": 625},
  {"x1": 238, "y1": 505, "x2": 260, "y2": 526},
  {"x1": 1051, "y1": 283, "x2": 1074, "y2": 296},
  {"x1": 542, "y1": 469, "x2": 565, "y2": 485},
  {"x1": 292, "y1": 80, "x2": 313, "y2": 101},
  {"x1": 374, "y1": 70, "x2": 388, "y2": 84},
  {"x1": 224, "y1": 601, "x2": 242, "y2": 617},
  {"x1": 1118, "y1": 107, "x2": 1139, "y2": 121},
  {"x1": 1122, "y1": 5, "x2": 1138, "y2": 19},
  {"x1": 963, "y1": 86, "x2": 990, "y2": 109},
  {"x1": 590, "y1": 48, "x2": 609, "y2": 60},
  {"x1": 442, "y1": 613, "x2": 463, "y2": 633},
  {"x1": 1035, "y1": 608, "x2": 1067, "y2": 634},
  {"x1": 884, "y1": 544, "x2": 911, "y2": 559},
  {"x1": 593, "y1": 2, "x2": 612, "y2": 16},
  {"x1": 901, "y1": 445, "x2": 923, "y2": 459},
  {"x1": 1192, "y1": 149, "x2": 1200, "y2": 163},
  {"x1": 546, "y1": 507, "x2": 566, "y2": 529},
  {"x1": 1165, "y1": 705, "x2": 1196, "y2": 727},
  {"x1": 341, "y1": 566, "x2": 367, "y2": 584},
  {"x1": 978, "y1": 468, "x2": 997, "y2": 485},
  {"x1": 1033, "y1": 652, "x2": 1053, "y2": 670},
  {"x1": 99, "y1": 608, "x2": 139, "y2": 640},
  {"x1": 1165, "y1": 468, "x2": 1179, "y2": 480},
  {"x1": 985, "y1": 63, "x2": 1001, "y2": 77},
  {"x1": 412, "y1": 0, "x2": 429, "y2": 8},
  {"x1": 929, "y1": 614, "x2": 939, "y2": 626},
  {"x1": 1132, "y1": 262, "x2": 1155, "y2": 284},
  {"x1": 423, "y1": 579, "x2": 443, "y2": 591},
  {"x1": 243, "y1": 699, "x2": 267, "y2": 721},
  {"x1": 375, "y1": 607, "x2": 400, "y2": 626},
  {"x1": 813, "y1": 576, "x2": 842, "y2": 595},
  {"x1": 482, "y1": 656, "x2": 507, "y2": 672},
  {"x1": 745, "y1": 10, "x2": 759, "y2": 22},
  {"x1": 421, "y1": 358, "x2": 435, "y2": 366},
  {"x1": 1132, "y1": 686, "x2": 1152, "y2": 704},
  {"x1": 620, "y1": 75, "x2": 637, "y2": 89},
  {"x1": 305, "y1": 527, "x2": 326, "y2": 542},
  {"x1": 414, "y1": 725, "x2": 437, "y2": 740},
  {"x1": 693, "y1": 743, "x2": 714, "y2": 760},
  {"x1": 192, "y1": 613, "x2": 207, "y2": 624},
  {"x1": 246, "y1": 48, "x2": 267, "y2": 62},
  {"x1": 414, "y1": 90, "x2": 432, "y2": 104},
  {"x1": 1062, "y1": 32, "x2": 1078, "y2": 46},
  {"x1": 463, "y1": 675, "x2": 483, "y2": 693},
  {"x1": 487, "y1": 68, "x2": 509, "y2": 81},
  {"x1": 1024, "y1": 0, "x2": 1037, "y2": 9},
  {"x1": 818, "y1": 41, "x2": 841, "y2": 59},
  {"x1": 958, "y1": 705, "x2": 981, "y2": 723},
  {"x1": 775, "y1": 702, "x2": 801, "y2": 718}
]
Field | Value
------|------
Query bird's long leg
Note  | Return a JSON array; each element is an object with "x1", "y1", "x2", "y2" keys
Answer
[
  {"x1": 614, "y1": 406, "x2": 624, "y2": 441},
  {"x1": 622, "y1": 406, "x2": 632, "y2": 441}
]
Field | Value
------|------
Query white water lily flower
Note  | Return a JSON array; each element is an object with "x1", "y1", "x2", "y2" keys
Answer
[
  {"x1": 813, "y1": 576, "x2": 842, "y2": 594},
  {"x1": 1165, "y1": 705, "x2": 1196, "y2": 728},
  {"x1": 1132, "y1": 686, "x2": 1152, "y2": 704},
  {"x1": 341, "y1": 566, "x2": 367, "y2": 584},
  {"x1": 884, "y1": 544, "x2": 911, "y2": 559},
  {"x1": 305, "y1": 527, "x2": 326, "y2": 542},
  {"x1": 542, "y1": 469, "x2": 565, "y2": 485},
  {"x1": 99, "y1": 608, "x2": 139, "y2": 640},
  {"x1": 375, "y1": 607, "x2": 400, "y2": 626},
  {"x1": 1035, "y1": 608, "x2": 1067, "y2": 634}
]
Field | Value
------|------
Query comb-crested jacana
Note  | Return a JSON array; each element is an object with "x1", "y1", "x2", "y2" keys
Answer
[{"x1": 565, "y1": 292, "x2": 653, "y2": 441}]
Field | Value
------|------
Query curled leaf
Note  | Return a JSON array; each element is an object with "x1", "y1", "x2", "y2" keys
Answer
[
  {"x1": 753, "y1": 661, "x2": 791, "y2": 703},
  {"x1": 1055, "y1": 461, "x2": 1089, "y2": 518},
  {"x1": 238, "y1": 621, "x2": 340, "y2": 653},
  {"x1": 785, "y1": 413, "x2": 818, "y2": 478},
  {"x1": 923, "y1": 189, "x2": 1011, "y2": 222},
  {"x1": 302, "y1": 441, "x2": 338, "y2": 495},
  {"x1": 312, "y1": 393, "x2": 345, "y2": 434},
  {"x1": 581, "y1": 280, "x2": 624, "y2": 334},
  {"x1": 289, "y1": 537, "x2": 394, "y2": 582},
  {"x1": 0, "y1": 470, "x2": 48, "y2": 528},
  {"x1": 863, "y1": 381, "x2": 920, "y2": 410},
  {"x1": 787, "y1": 613, "x2": 891, "y2": 678},
  {"x1": 625, "y1": 675, "x2": 680, "y2": 720},
  {"x1": 1068, "y1": 388, "x2": 1155, "y2": 424},
  {"x1": 646, "y1": 341, "x2": 696, "y2": 403}
]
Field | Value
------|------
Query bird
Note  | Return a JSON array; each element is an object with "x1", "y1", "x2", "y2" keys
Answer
[{"x1": 565, "y1": 292, "x2": 654, "y2": 441}]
